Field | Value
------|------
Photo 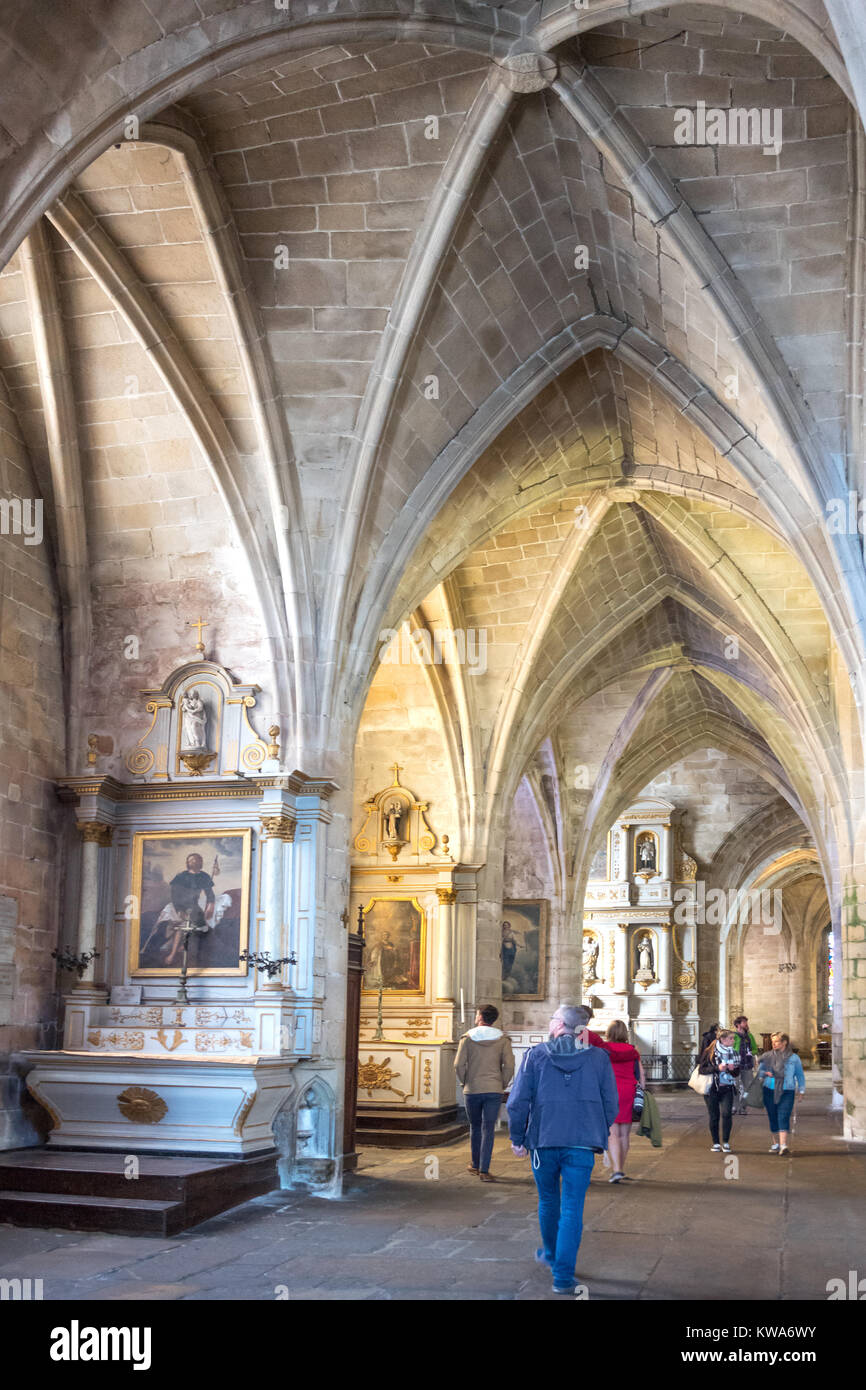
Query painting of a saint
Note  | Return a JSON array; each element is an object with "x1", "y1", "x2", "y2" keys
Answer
[
  {"x1": 501, "y1": 900, "x2": 548, "y2": 1001},
  {"x1": 363, "y1": 898, "x2": 425, "y2": 994},
  {"x1": 130, "y1": 831, "x2": 250, "y2": 975}
]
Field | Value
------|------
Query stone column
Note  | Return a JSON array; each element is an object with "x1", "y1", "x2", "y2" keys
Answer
[
  {"x1": 259, "y1": 815, "x2": 295, "y2": 992},
  {"x1": 663, "y1": 823, "x2": 674, "y2": 882},
  {"x1": 787, "y1": 956, "x2": 808, "y2": 1058},
  {"x1": 73, "y1": 821, "x2": 112, "y2": 994},
  {"x1": 436, "y1": 889, "x2": 456, "y2": 1001},
  {"x1": 614, "y1": 924, "x2": 629, "y2": 994},
  {"x1": 658, "y1": 923, "x2": 672, "y2": 991}
]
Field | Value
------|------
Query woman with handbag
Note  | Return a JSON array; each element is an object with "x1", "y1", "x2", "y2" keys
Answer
[
  {"x1": 698, "y1": 1028, "x2": 740, "y2": 1152},
  {"x1": 757, "y1": 1031, "x2": 806, "y2": 1155},
  {"x1": 597, "y1": 1020, "x2": 645, "y2": 1183}
]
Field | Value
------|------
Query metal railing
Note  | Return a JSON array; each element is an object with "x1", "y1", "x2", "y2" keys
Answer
[{"x1": 643, "y1": 1053, "x2": 698, "y2": 1084}]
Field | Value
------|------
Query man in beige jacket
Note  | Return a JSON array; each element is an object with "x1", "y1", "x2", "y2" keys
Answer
[{"x1": 455, "y1": 1005, "x2": 515, "y2": 1181}]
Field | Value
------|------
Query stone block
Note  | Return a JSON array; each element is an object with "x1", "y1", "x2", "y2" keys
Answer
[
  {"x1": 733, "y1": 168, "x2": 807, "y2": 208},
  {"x1": 244, "y1": 143, "x2": 301, "y2": 183},
  {"x1": 807, "y1": 164, "x2": 848, "y2": 201},
  {"x1": 349, "y1": 126, "x2": 409, "y2": 172},
  {"x1": 296, "y1": 134, "x2": 352, "y2": 178}
]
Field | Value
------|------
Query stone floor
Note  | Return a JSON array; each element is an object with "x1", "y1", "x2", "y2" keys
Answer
[{"x1": 1, "y1": 1076, "x2": 863, "y2": 1301}]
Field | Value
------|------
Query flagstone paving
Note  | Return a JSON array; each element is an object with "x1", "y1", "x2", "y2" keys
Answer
[{"x1": 1, "y1": 1077, "x2": 863, "y2": 1301}]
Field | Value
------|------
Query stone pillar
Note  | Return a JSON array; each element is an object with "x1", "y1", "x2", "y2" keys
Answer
[
  {"x1": 614, "y1": 924, "x2": 629, "y2": 994},
  {"x1": 435, "y1": 889, "x2": 456, "y2": 1001},
  {"x1": 73, "y1": 821, "x2": 112, "y2": 995},
  {"x1": 787, "y1": 955, "x2": 808, "y2": 1058},
  {"x1": 663, "y1": 823, "x2": 674, "y2": 882},
  {"x1": 259, "y1": 815, "x2": 295, "y2": 993},
  {"x1": 658, "y1": 923, "x2": 672, "y2": 991},
  {"x1": 718, "y1": 936, "x2": 729, "y2": 1025}
]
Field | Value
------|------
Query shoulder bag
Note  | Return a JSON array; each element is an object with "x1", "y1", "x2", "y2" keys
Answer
[
  {"x1": 631, "y1": 1056, "x2": 645, "y2": 1121},
  {"x1": 687, "y1": 1064, "x2": 712, "y2": 1095}
]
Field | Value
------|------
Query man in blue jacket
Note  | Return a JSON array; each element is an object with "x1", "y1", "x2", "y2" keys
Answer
[{"x1": 507, "y1": 1004, "x2": 619, "y2": 1294}]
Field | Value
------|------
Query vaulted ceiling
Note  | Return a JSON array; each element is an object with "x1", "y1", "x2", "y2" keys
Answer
[{"x1": 0, "y1": 1, "x2": 863, "y2": 907}]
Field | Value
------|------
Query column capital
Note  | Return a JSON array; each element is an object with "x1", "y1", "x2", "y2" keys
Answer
[
  {"x1": 436, "y1": 888, "x2": 457, "y2": 904},
  {"x1": 260, "y1": 815, "x2": 296, "y2": 842},
  {"x1": 76, "y1": 821, "x2": 113, "y2": 847}
]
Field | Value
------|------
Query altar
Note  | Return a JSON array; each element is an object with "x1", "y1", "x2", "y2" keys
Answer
[
  {"x1": 580, "y1": 800, "x2": 701, "y2": 1060},
  {"x1": 18, "y1": 649, "x2": 336, "y2": 1182}
]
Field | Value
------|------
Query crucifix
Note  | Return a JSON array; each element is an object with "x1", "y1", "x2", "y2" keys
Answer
[
  {"x1": 189, "y1": 616, "x2": 208, "y2": 655},
  {"x1": 390, "y1": 762, "x2": 403, "y2": 786}
]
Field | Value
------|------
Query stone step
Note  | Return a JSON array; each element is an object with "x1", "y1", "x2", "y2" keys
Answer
[
  {"x1": 0, "y1": 1189, "x2": 186, "y2": 1236},
  {"x1": 357, "y1": 1120, "x2": 468, "y2": 1149},
  {"x1": 357, "y1": 1105, "x2": 464, "y2": 1132},
  {"x1": 0, "y1": 1148, "x2": 278, "y2": 1232},
  {"x1": 0, "y1": 1149, "x2": 276, "y2": 1203}
]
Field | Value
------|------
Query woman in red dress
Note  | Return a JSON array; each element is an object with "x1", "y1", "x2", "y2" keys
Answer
[{"x1": 597, "y1": 1020, "x2": 645, "y2": 1183}]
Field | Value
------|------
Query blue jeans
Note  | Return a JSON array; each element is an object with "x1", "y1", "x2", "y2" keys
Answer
[
  {"x1": 763, "y1": 1086, "x2": 795, "y2": 1133},
  {"x1": 531, "y1": 1147, "x2": 595, "y2": 1288},
  {"x1": 465, "y1": 1092, "x2": 502, "y2": 1172}
]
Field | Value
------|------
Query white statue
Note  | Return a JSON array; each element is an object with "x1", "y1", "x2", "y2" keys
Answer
[
  {"x1": 384, "y1": 799, "x2": 402, "y2": 841},
  {"x1": 582, "y1": 937, "x2": 599, "y2": 983},
  {"x1": 638, "y1": 935, "x2": 654, "y2": 975},
  {"x1": 638, "y1": 838, "x2": 655, "y2": 870},
  {"x1": 181, "y1": 689, "x2": 208, "y2": 750}
]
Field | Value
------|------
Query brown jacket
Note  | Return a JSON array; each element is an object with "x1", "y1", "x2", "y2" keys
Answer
[{"x1": 455, "y1": 1027, "x2": 515, "y2": 1095}]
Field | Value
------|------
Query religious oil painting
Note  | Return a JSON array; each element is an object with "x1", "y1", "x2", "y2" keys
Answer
[
  {"x1": 362, "y1": 897, "x2": 426, "y2": 995},
  {"x1": 129, "y1": 830, "x2": 251, "y2": 976},
  {"x1": 501, "y1": 900, "x2": 549, "y2": 1001}
]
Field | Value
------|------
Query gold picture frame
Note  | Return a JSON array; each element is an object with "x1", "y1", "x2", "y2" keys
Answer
[
  {"x1": 501, "y1": 899, "x2": 549, "y2": 1001},
  {"x1": 128, "y1": 829, "x2": 251, "y2": 976},
  {"x1": 362, "y1": 897, "x2": 427, "y2": 995}
]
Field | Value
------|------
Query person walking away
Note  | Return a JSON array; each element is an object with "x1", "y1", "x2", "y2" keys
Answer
[
  {"x1": 757, "y1": 1031, "x2": 805, "y2": 1155},
  {"x1": 455, "y1": 1004, "x2": 515, "y2": 1181},
  {"x1": 507, "y1": 1004, "x2": 619, "y2": 1295},
  {"x1": 732, "y1": 1015, "x2": 757, "y2": 1115},
  {"x1": 597, "y1": 1020, "x2": 645, "y2": 1183},
  {"x1": 698, "y1": 1027, "x2": 740, "y2": 1152}
]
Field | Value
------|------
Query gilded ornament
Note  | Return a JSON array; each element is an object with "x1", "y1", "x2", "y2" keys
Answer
[
  {"x1": 357, "y1": 1055, "x2": 409, "y2": 1100},
  {"x1": 179, "y1": 749, "x2": 217, "y2": 776},
  {"x1": 77, "y1": 821, "x2": 113, "y2": 847},
  {"x1": 117, "y1": 1086, "x2": 167, "y2": 1124},
  {"x1": 260, "y1": 815, "x2": 296, "y2": 841},
  {"x1": 233, "y1": 1090, "x2": 256, "y2": 1136}
]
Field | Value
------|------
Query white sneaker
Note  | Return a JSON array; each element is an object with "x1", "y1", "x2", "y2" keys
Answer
[
  {"x1": 711, "y1": 1143, "x2": 721, "y2": 1151},
  {"x1": 722, "y1": 1143, "x2": 731, "y2": 1152},
  {"x1": 769, "y1": 1143, "x2": 779, "y2": 1152}
]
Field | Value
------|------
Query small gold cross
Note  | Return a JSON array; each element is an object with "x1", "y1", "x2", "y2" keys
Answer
[
  {"x1": 189, "y1": 616, "x2": 208, "y2": 654},
  {"x1": 390, "y1": 762, "x2": 403, "y2": 785}
]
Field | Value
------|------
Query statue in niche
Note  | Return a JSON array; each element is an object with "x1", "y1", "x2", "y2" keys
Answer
[
  {"x1": 383, "y1": 798, "x2": 403, "y2": 842},
  {"x1": 181, "y1": 689, "x2": 208, "y2": 751},
  {"x1": 636, "y1": 834, "x2": 657, "y2": 873},
  {"x1": 582, "y1": 936, "x2": 600, "y2": 985},
  {"x1": 635, "y1": 934, "x2": 655, "y2": 983}
]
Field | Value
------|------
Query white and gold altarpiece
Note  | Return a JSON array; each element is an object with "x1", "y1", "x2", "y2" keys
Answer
[
  {"x1": 350, "y1": 766, "x2": 472, "y2": 1135},
  {"x1": 21, "y1": 658, "x2": 336, "y2": 1174},
  {"x1": 580, "y1": 799, "x2": 700, "y2": 1058}
]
